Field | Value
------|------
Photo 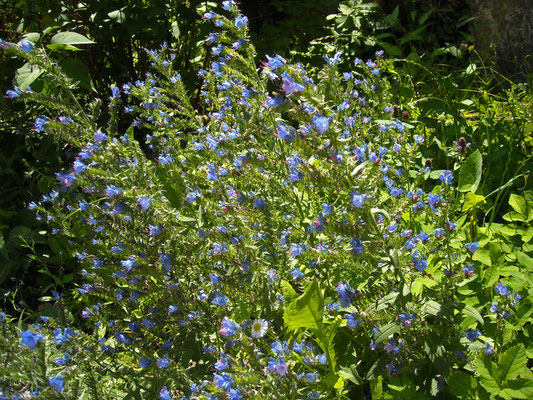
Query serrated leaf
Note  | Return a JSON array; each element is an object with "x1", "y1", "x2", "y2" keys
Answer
[
  {"x1": 500, "y1": 378, "x2": 533, "y2": 399},
  {"x1": 458, "y1": 149, "x2": 482, "y2": 192},
  {"x1": 477, "y1": 356, "x2": 501, "y2": 392},
  {"x1": 499, "y1": 344, "x2": 527, "y2": 383},
  {"x1": 283, "y1": 279, "x2": 323, "y2": 330},
  {"x1": 51, "y1": 32, "x2": 95, "y2": 45},
  {"x1": 447, "y1": 371, "x2": 477, "y2": 399}
]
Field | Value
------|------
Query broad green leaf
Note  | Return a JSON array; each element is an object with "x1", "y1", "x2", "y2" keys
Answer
[
  {"x1": 422, "y1": 300, "x2": 443, "y2": 317},
  {"x1": 60, "y1": 58, "x2": 95, "y2": 91},
  {"x1": 499, "y1": 344, "x2": 527, "y2": 383},
  {"x1": 23, "y1": 32, "x2": 40, "y2": 43},
  {"x1": 374, "y1": 322, "x2": 400, "y2": 344},
  {"x1": 339, "y1": 364, "x2": 363, "y2": 385},
  {"x1": 462, "y1": 304, "x2": 484, "y2": 325},
  {"x1": 476, "y1": 356, "x2": 501, "y2": 392},
  {"x1": 447, "y1": 371, "x2": 477, "y2": 399},
  {"x1": 423, "y1": 332, "x2": 450, "y2": 374},
  {"x1": 458, "y1": 149, "x2": 482, "y2": 192},
  {"x1": 473, "y1": 249, "x2": 491, "y2": 266},
  {"x1": 283, "y1": 279, "x2": 323, "y2": 330},
  {"x1": 508, "y1": 194, "x2": 527, "y2": 216},
  {"x1": 108, "y1": 9, "x2": 126, "y2": 23},
  {"x1": 370, "y1": 376, "x2": 383, "y2": 399},
  {"x1": 500, "y1": 378, "x2": 533, "y2": 399},
  {"x1": 15, "y1": 62, "x2": 43, "y2": 89},
  {"x1": 51, "y1": 32, "x2": 95, "y2": 45},
  {"x1": 462, "y1": 192, "x2": 485, "y2": 212}
]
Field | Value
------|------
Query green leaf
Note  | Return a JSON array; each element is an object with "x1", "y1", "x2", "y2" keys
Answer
[
  {"x1": 508, "y1": 194, "x2": 527, "y2": 216},
  {"x1": 374, "y1": 322, "x2": 400, "y2": 344},
  {"x1": 476, "y1": 356, "x2": 501, "y2": 392},
  {"x1": 23, "y1": 32, "x2": 40, "y2": 43},
  {"x1": 462, "y1": 192, "x2": 485, "y2": 212},
  {"x1": 339, "y1": 364, "x2": 363, "y2": 385},
  {"x1": 283, "y1": 279, "x2": 323, "y2": 330},
  {"x1": 458, "y1": 149, "x2": 482, "y2": 192},
  {"x1": 473, "y1": 249, "x2": 491, "y2": 266},
  {"x1": 499, "y1": 344, "x2": 527, "y2": 383},
  {"x1": 462, "y1": 304, "x2": 484, "y2": 325},
  {"x1": 500, "y1": 378, "x2": 533, "y2": 399},
  {"x1": 50, "y1": 32, "x2": 95, "y2": 45},
  {"x1": 15, "y1": 62, "x2": 43, "y2": 89},
  {"x1": 447, "y1": 371, "x2": 477, "y2": 399},
  {"x1": 370, "y1": 376, "x2": 383, "y2": 399},
  {"x1": 60, "y1": 58, "x2": 95, "y2": 91}
]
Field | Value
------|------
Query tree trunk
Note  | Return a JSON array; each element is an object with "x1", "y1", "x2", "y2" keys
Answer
[{"x1": 470, "y1": 0, "x2": 532, "y2": 81}]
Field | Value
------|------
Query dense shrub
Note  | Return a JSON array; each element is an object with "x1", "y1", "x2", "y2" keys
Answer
[{"x1": 1, "y1": 1, "x2": 531, "y2": 399}]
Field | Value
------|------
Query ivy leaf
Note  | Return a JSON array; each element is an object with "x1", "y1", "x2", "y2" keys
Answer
[
  {"x1": 283, "y1": 279, "x2": 323, "y2": 330},
  {"x1": 458, "y1": 149, "x2": 482, "y2": 192}
]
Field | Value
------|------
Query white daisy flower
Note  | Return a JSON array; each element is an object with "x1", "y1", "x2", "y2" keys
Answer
[{"x1": 251, "y1": 319, "x2": 268, "y2": 339}]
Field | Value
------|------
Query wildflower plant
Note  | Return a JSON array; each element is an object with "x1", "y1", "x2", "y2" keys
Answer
[{"x1": 1, "y1": 2, "x2": 531, "y2": 399}]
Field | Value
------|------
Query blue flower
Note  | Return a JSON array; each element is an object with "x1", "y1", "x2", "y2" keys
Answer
[
  {"x1": 157, "y1": 355, "x2": 170, "y2": 368},
  {"x1": 264, "y1": 54, "x2": 285, "y2": 70},
  {"x1": 465, "y1": 242, "x2": 479, "y2": 254},
  {"x1": 94, "y1": 131, "x2": 108, "y2": 142},
  {"x1": 159, "y1": 386, "x2": 170, "y2": 400},
  {"x1": 214, "y1": 373, "x2": 234, "y2": 390},
  {"x1": 19, "y1": 39, "x2": 34, "y2": 52},
  {"x1": 20, "y1": 330, "x2": 44, "y2": 350},
  {"x1": 439, "y1": 170, "x2": 453, "y2": 186},
  {"x1": 494, "y1": 282, "x2": 509, "y2": 296},
  {"x1": 34, "y1": 116, "x2": 48, "y2": 132},
  {"x1": 105, "y1": 184, "x2": 122, "y2": 197},
  {"x1": 212, "y1": 295, "x2": 228, "y2": 306},
  {"x1": 48, "y1": 375, "x2": 64, "y2": 393},
  {"x1": 313, "y1": 115, "x2": 329, "y2": 133},
  {"x1": 466, "y1": 328, "x2": 481, "y2": 342},
  {"x1": 234, "y1": 15, "x2": 248, "y2": 29},
  {"x1": 352, "y1": 194, "x2": 365, "y2": 208},
  {"x1": 220, "y1": 317, "x2": 240, "y2": 336}
]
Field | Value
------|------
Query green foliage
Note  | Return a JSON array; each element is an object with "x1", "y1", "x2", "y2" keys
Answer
[{"x1": 0, "y1": 1, "x2": 531, "y2": 399}]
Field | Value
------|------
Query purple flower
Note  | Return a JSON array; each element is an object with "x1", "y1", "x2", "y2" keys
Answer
[
  {"x1": 56, "y1": 171, "x2": 77, "y2": 188},
  {"x1": 281, "y1": 71, "x2": 304, "y2": 95},
  {"x1": 20, "y1": 330, "x2": 44, "y2": 350}
]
